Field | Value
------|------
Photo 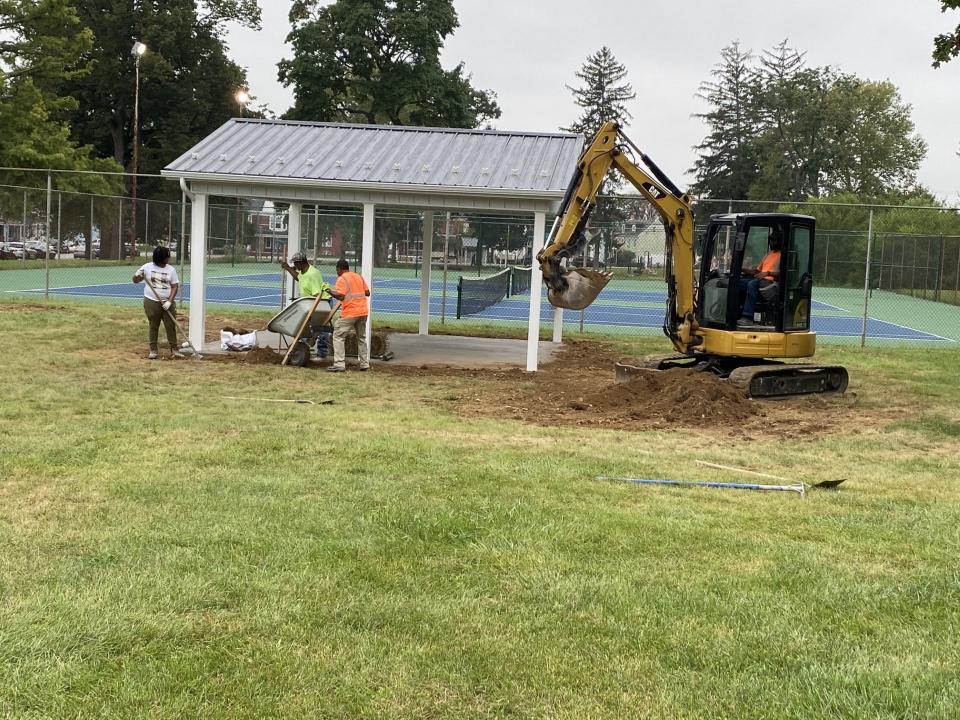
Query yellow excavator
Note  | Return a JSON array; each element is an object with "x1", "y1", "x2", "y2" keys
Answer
[{"x1": 537, "y1": 122, "x2": 848, "y2": 398}]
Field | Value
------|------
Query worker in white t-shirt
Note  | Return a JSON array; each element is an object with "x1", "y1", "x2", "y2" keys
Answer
[{"x1": 133, "y1": 246, "x2": 184, "y2": 360}]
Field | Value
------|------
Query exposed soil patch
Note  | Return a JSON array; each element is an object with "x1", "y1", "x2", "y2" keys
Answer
[
  {"x1": 375, "y1": 339, "x2": 891, "y2": 437},
  {"x1": 109, "y1": 312, "x2": 903, "y2": 437},
  {"x1": 204, "y1": 315, "x2": 264, "y2": 340}
]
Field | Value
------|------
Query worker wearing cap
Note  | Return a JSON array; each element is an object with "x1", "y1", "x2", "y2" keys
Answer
[
  {"x1": 326, "y1": 259, "x2": 370, "y2": 373},
  {"x1": 280, "y1": 252, "x2": 336, "y2": 357}
]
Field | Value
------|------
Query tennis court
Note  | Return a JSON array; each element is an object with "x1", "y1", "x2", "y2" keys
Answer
[{"x1": 2, "y1": 263, "x2": 956, "y2": 343}]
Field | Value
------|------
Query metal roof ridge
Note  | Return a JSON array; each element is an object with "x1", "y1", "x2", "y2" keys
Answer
[{"x1": 227, "y1": 117, "x2": 581, "y2": 139}]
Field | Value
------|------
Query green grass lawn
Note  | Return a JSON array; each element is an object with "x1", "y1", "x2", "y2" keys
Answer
[{"x1": 1, "y1": 300, "x2": 959, "y2": 719}]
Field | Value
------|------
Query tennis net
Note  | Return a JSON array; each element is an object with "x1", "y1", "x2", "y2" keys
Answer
[
  {"x1": 455, "y1": 266, "x2": 536, "y2": 318},
  {"x1": 456, "y1": 268, "x2": 511, "y2": 318},
  {"x1": 509, "y1": 265, "x2": 532, "y2": 296}
]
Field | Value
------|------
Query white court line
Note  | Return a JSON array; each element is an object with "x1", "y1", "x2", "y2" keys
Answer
[
  {"x1": 814, "y1": 300, "x2": 849, "y2": 312},
  {"x1": 861, "y1": 317, "x2": 957, "y2": 343},
  {"x1": 231, "y1": 293, "x2": 281, "y2": 302}
]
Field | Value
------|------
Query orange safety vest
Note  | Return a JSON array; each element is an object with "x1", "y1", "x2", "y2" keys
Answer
[
  {"x1": 758, "y1": 250, "x2": 781, "y2": 281},
  {"x1": 334, "y1": 271, "x2": 369, "y2": 318}
]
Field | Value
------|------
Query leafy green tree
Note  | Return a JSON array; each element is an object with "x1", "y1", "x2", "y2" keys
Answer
[
  {"x1": 562, "y1": 47, "x2": 636, "y2": 267},
  {"x1": 933, "y1": 0, "x2": 960, "y2": 67},
  {"x1": 0, "y1": 1, "x2": 121, "y2": 218},
  {"x1": 60, "y1": 1, "x2": 259, "y2": 188},
  {"x1": 690, "y1": 42, "x2": 759, "y2": 200},
  {"x1": 279, "y1": 0, "x2": 500, "y2": 127},
  {"x1": 0, "y1": 0, "x2": 91, "y2": 93},
  {"x1": 693, "y1": 40, "x2": 926, "y2": 201}
]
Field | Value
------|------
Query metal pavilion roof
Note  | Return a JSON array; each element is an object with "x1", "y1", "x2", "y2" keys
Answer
[{"x1": 163, "y1": 119, "x2": 583, "y2": 199}]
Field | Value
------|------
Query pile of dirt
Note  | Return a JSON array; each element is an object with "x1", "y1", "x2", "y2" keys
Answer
[
  {"x1": 566, "y1": 367, "x2": 759, "y2": 426},
  {"x1": 244, "y1": 347, "x2": 283, "y2": 365}
]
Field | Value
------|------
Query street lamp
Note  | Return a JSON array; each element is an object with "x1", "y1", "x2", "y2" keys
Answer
[
  {"x1": 130, "y1": 41, "x2": 147, "y2": 260},
  {"x1": 235, "y1": 89, "x2": 250, "y2": 117}
]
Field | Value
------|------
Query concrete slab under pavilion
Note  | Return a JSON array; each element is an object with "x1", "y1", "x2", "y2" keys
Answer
[
  {"x1": 162, "y1": 119, "x2": 583, "y2": 370},
  {"x1": 202, "y1": 332, "x2": 561, "y2": 369}
]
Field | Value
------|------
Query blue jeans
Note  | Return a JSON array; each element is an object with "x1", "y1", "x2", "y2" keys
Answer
[
  {"x1": 316, "y1": 330, "x2": 332, "y2": 357},
  {"x1": 738, "y1": 277, "x2": 762, "y2": 318}
]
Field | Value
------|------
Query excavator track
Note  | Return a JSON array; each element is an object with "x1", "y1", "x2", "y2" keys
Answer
[
  {"x1": 726, "y1": 364, "x2": 848, "y2": 399},
  {"x1": 615, "y1": 358, "x2": 848, "y2": 399}
]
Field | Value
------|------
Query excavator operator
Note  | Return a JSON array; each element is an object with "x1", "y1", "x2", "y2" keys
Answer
[{"x1": 738, "y1": 229, "x2": 782, "y2": 324}]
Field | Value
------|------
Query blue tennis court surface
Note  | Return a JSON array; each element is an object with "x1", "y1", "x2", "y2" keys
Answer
[{"x1": 15, "y1": 270, "x2": 953, "y2": 342}]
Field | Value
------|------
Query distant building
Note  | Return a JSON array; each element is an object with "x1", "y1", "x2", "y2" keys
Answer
[{"x1": 613, "y1": 218, "x2": 665, "y2": 268}]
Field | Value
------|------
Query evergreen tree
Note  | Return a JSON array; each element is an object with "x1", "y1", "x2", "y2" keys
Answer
[
  {"x1": 562, "y1": 47, "x2": 636, "y2": 267},
  {"x1": 562, "y1": 46, "x2": 635, "y2": 140},
  {"x1": 690, "y1": 42, "x2": 759, "y2": 200}
]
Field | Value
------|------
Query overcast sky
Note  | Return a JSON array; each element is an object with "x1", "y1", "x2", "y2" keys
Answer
[{"x1": 226, "y1": 0, "x2": 960, "y2": 201}]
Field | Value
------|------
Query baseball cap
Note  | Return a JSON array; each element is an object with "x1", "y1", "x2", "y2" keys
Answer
[{"x1": 289, "y1": 252, "x2": 307, "y2": 264}]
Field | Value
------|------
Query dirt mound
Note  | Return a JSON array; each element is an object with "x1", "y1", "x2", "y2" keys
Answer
[
  {"x1": 575, "y1": 367, "x2": 758, "y2": 426},
  {"x1": 480, "y1": 363, "x2": 760, "y2": 431},
  {"x1": 244, "y1": 347, "x2": 283, "y2": 365}
]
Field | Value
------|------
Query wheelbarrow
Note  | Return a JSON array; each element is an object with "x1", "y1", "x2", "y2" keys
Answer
[{"x1": 266, "y1": 296, "x2": 336, "y2": 367}]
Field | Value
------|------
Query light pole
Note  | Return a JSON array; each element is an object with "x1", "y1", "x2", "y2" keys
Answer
[
  {"x1": 233, "y1": 89, "x2": 250, "y2": 266},
  {"x1": 235, "y1": 89, "x2": 250, "y2": 117},
  {"x1": 130, "y1": 40, "x2": 147, "y2": 260}
]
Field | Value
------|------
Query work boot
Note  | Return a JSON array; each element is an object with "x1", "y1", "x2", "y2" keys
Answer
[
  {"x1": 326, "y1": 365, "x2": 346, "y2": 373},
  {"x1": 170, "y1": 349, "x2": 186, "y2": 359},
  {"x1": 147, "y1": 350, "x2": 158, "y2": 360}
]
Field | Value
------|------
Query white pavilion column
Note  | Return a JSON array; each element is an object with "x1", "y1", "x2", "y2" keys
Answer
[
  {"x1": 188, "y1": 192, "x2": 208, "y2": 350},
  {"x1": 552, "y1": 307, "x2": 564, "y2": 343},
  {"x1": 526, "y1": 211, "x2": 546, "y2": 371},
  {"x1": 419, "y1": 211, "x2": 433, "y2": 335},
  {"x1": 361, "y1": 202, "x2": 375, "y2": 349},
  {"x1": 284, "y1": 202, "x2": 302, "y2": 307}
]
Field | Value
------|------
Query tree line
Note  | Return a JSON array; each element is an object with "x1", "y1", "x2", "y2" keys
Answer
[{"x1": 1, "y1": 1, "x2": 956, "y2": 229}]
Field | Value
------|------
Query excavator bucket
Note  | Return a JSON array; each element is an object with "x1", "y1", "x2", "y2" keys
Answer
[{"x1": 547, "y1": 268, "x2": 613, "y2": 310}]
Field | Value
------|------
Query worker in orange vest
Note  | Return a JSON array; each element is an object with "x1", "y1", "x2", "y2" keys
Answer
[
  {"x1": 327, "y1": 259, "x2": 371, "y2": 372},
  {"x1": 738, "y1": 229, "x2": 782, "y2": 325}
]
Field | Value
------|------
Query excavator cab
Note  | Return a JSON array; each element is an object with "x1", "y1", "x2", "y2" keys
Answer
[{"x1": 697, "y1": 214, "x2": 815, "y2": 335}]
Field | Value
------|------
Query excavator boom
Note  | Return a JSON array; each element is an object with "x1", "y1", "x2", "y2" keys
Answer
[
  {"x1": 538, "y1": 122, "x2": 848, "y2": 399},
  {"x1": 538, "y1": 122, "x2": 698, "y2": 352}
]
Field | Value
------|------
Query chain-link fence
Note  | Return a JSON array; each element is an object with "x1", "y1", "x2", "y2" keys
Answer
[{"x1": 2, "y1": 167, "x2": 958, "y2": 348}]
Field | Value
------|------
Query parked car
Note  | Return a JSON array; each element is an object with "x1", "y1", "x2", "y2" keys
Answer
[{"x1": 0, "y1": 243, "x2": 23, "y2": 259}]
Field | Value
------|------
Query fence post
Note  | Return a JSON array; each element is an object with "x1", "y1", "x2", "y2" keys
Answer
[
  {"x1": 117, "y1": 198, "x2": 123, "y2": 261},
  {"x1": 89, "y1": 195, "x2": 95, "y2": 261},
  {"x1": 933, "y1": 233, "x2": 947, "y2": 302},
  {"x1": 441, "y1": 211, "x2": 450, "y2": 324},
  {"x1": 312, "y1": 204, "x2": 319, "y2": 263},
  {"x1": 56, "y1": 191, "x2": 62, "y2": 247},
  {"x1": 860, "y1": 209, "x2": 874, "y2": 348},
  {"x1": 45, "y1": 173, "x2": 52, "y2": 299}
]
